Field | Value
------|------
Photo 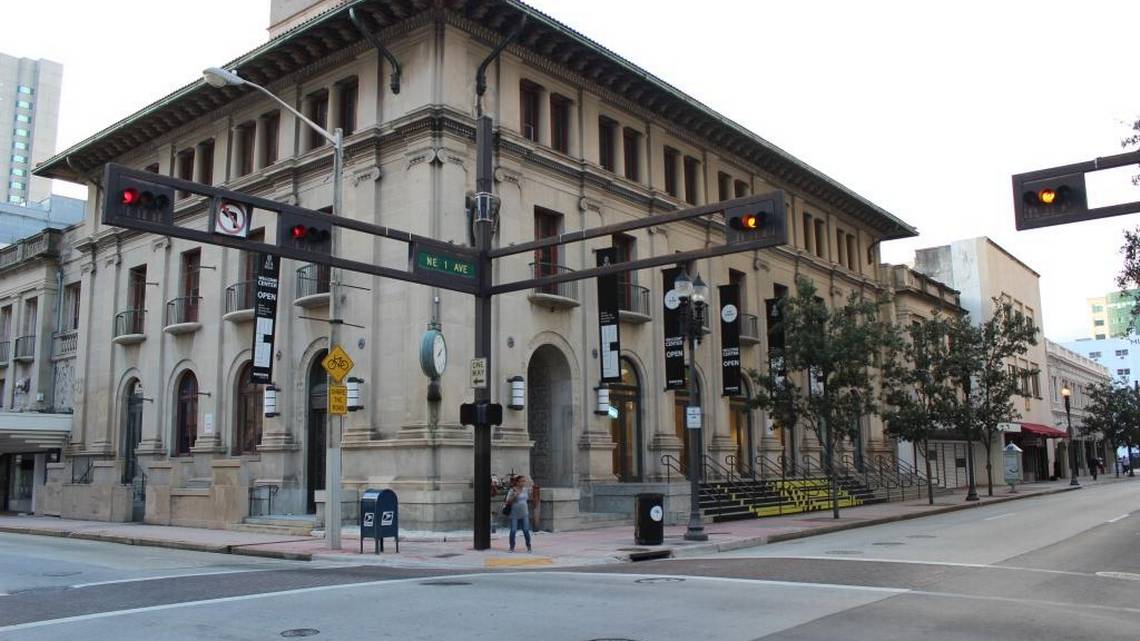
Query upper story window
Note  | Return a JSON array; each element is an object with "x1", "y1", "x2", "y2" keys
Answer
[
  {"x1": 0, "y1": 306, "x2": 11, "y2": 339},
  {"x1": 623, "y1": 128, "x2": 640, "y2": 182},
  {"x1": 1116, "y1": 349, "x2": 1129, "y2": 356},
  {"x1": 683, "y1": 156, "x2": 700, "y2": 205},
  {"x1": 63, "y1": 283, "x2": 81, "y2": 331},
  {"x1": 836, "y1": 230, "x2": 847, "y2": 268},
  {"x1": 198, "y1": 140, "x2": 215, "y2": 186},
  {"x1": 1119, "y1": 368, "x2": 1131, "y2": 376},
  {"x1": 534, "y1": 207, "x2": 562, "y2": 271},
  {"x1": 11, "y1": 168, "x2": 25, "y2": 177},
  {"x1": 1095, "y1": 319, "x2": 1106, "y2": 327},
  {"x1": 734, "y1": 179, "x2": 749, "y2": 198},
  {"x1": 16, "y1": 100, "x2": 32, "y2": 109},
  {"x1": 11, "y1": 154, "x2": 26, "y2": 163},
  {"x1": 128, "y1": 265, "x2": 148, "y2": 312},
  {"x1": 598, "y1": 117, "x2": 616, "y2": 172},
  {"x1": 9, "y1": 181, "x2": 24, "y2": 191},
  {"x1": 663, "y1": 147, "x2": 679, "y2": 197},
  {"x1": 145, "y1": 163, "x2": 160, "y2": 174},
  {"x1": 1097, "y1": 334, "x2": 1106, "y2": 340},
  {"x1": 520, "y1": 80, "x2": 541, "y2": 142},
  {"x1": 12, "y1": 141, "x2": 27, "y2": 150},
  {"x1": 181, "y1": 249, "x2": 201, "y2": 300},
  {"x1": 813, "y1": 218, "x2": 826, "y2": 259},
  {"x1": 262, "y1": 111, "x2": 281, "y2": 166},
  {"x1": 336, "y1": 78, "x2": 358, "y2": 137},
  {"x1": 1092, "y1": 304, "x2": 1105, "y2": 312},
  {"x1": 17, "y1": 86, "x2": 33, "y2": 95},
  {"x1": 845, "y1": 234, "x2": 856, "y2": 270},
  {"x1": 1089, "y1": 351, "x2": 1102, "y2": 358},
  {"x1": 7, "y1": 195, "x2": 23, "y2": 204},
  {"x1": 22, "y1": 298, "x2": 38, "y2": 336},
  {"x1": 236, "y1": 121, "x2": 256, "y2": 178},
  {"x1": 802, "y1": 213, "x2": 814, "y2": 254},
  {"x1": 15, "y1": 114, "x2": 30, "y2": 124},
  {"x1": 718, "y1": 172, "x2": 732, "y2": 202},
  {"x1": 304, "y1": 90, "x2": 329, "y2": 151},
  {"x1": 550, "y1": 94, "x2": 571, "y2": 154},
  {"x1": 176, "y1": 148, "x2": 194, "y2": 198},
  {"x1": 13, "y1": 128, "x2": 28, "y2": 137}
]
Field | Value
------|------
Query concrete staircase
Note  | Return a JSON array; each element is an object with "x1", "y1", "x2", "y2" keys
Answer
[{"x1": 230, "y1": 514, "x2": 317, "y2": 536}]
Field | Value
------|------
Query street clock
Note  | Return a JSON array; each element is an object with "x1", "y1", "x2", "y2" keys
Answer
[{"x1": 419, "y1": 327, "x2": 447, "y2": 379}]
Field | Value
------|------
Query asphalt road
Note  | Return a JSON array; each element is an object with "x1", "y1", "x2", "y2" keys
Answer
[{"x1": 1, "y1": 481, "x2": 1138, "y2": 641}]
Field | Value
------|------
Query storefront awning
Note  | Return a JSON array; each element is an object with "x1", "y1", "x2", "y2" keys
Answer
[{"x1": 1018, "y1": 422, "x2": 1067, "y2": 438}]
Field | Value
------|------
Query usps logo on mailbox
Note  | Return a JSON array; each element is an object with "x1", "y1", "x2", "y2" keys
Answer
[
  {"x1": 363, "y1": 513, "x2": 375, "y2": 527},
  {"x1": 381, "y1": 511, "x2": 394, "y2": 526}
]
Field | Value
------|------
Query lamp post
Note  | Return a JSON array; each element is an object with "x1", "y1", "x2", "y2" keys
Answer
[
  {"x1": 203, "y1": 67, "x2": 347, "y2": 548},
  {"x1": 1061, "y1": 386, "x2": 1079, "y2": 488},
  {"x1": 674, "y1": 269, "x2": 709, "y2": 542}
]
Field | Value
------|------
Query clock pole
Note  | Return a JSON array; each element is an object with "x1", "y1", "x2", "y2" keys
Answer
[{"x1": 472, "y1": 115, "x2": 494, "y2": 551}]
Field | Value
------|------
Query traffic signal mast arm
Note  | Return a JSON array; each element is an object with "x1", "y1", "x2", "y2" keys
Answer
[{"x1": 1013, "y1": 149, "x2": 1140, "y2": 230}]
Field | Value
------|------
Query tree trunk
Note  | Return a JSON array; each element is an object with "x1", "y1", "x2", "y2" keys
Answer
[
  {"x1": 923, "y1": 437, "x2": 934, "y2": 505},
  {"x1": 982, "y1": 429, "x2": 994, "y2": 496}
]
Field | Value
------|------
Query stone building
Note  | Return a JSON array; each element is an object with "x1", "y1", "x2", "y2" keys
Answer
[
  {"x1": 31, "y1": 0, "x2": 917, "y2": 530},
  {"x1": 1045, "y1": 339, "x2": 1111, "y2": 479}
]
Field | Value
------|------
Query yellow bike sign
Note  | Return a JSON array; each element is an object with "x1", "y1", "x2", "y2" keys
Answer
[{"x1": 322, "y1": 345, "x2": 355, "y2": 384}]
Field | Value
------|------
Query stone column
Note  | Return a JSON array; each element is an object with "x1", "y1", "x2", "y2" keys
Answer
[
  {"x1": 537, "y1": 88, "x2": 551, "y2": 147},
  {"x1": 613, "y1": 123, "x2": 625, "y2": 177}
]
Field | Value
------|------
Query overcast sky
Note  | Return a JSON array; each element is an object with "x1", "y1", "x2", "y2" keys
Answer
[{"x1": 8, "y1": 0, "x2": 1140, "y2": 341}]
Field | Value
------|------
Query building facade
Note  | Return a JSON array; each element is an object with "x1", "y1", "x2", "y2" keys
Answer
[
  {"x1": 913, "y1": 237, "x2": 1056, "y2": 484},
  {"x1": 1086, "y1": 289, "x2": 1138, "y2": 339},
  {"x1": 0, "y1": 53, "x2": 62, "y2": 206},
  {"x1": 1060, "y1": 336, "x2": 1140, "y2": 388},
  {"x1": 1045, "y1": 339, "x2": 1111, "y2": 479},
  {"x1": 30, "y1": 0, "x2": 917, "y2": 530},
  {"x1": 0, "y1": 194, "x2": 85, "y2": 245}
]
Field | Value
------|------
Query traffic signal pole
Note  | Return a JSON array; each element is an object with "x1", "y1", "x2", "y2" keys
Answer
[
  {"x1": 325, "y1": 127, "x2": 344, "y2": 550},
  {"x1": 472, "y1": 116, "x2": 494, "y2": 551}
]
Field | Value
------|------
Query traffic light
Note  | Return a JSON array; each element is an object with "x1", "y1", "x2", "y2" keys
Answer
[
  {"x1": 1012, "y1": 171, "x2": 1088, "y2": 230},
  {"x1": 277, "y1": 212, "x2": 332, "y2": 254},
  {"x1": 725, "y1": 199, "x2": 781, "y2": 244},
  {"x1": 103, "y1": 172, "x2": 175, "y2": 226}
]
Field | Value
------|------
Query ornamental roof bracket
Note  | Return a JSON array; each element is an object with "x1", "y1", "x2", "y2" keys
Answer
[{"x1": 349, "y1": 6, "x2": 403, "y2": 95}]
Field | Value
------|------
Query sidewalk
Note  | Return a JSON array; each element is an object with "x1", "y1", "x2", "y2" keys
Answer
[{"x1": 2, "y1": 476, "x2": 1132, "y2": 569}]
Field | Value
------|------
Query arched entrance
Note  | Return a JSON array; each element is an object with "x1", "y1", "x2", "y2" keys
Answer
[
  {"x1": 174, "y1": 371, "x2": 198, "y2": 456},
  {"x1": 305, "y1": 351, "x2": 327, "y2": 514},
  {"x1": 608, "y1": 357, "x2": 643, "y2": 482},
  {"x1": 526, "y1": 344, "x2": 573, "y2": 487},
  {"x1": 120, "y1": 379, "x2": 144, "y2": 485},
  {"x1": 730, "y1": 379, "x2": 754, "y2": 474}
]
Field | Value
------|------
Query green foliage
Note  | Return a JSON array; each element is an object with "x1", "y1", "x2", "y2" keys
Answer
[
  {"x1": 881, "y1": 314, "x2": 959, "y2": 445},
  {"x1": 1083, "y1": 381, "x2": 1140, "y2": 452}
]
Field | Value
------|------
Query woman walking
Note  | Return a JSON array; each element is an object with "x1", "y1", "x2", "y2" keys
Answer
[{"x1": 503, "y1": 474, "x2": 532, "y2": 552}]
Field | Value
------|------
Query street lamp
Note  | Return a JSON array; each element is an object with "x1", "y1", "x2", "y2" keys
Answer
[
  {"x1": 203, "y1": 66, "x2": 347, "y2": 548},
  {"x1": 675, "y1": 269, "x2": 709, "y2": 542},
  {"x1": 1060, "y1": 386, "x2": 1080, "y2": 488}
]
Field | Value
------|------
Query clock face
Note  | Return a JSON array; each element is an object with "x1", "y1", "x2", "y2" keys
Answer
[{"x1": 433, "y1": 333, "x2": 447, "y2": 375}]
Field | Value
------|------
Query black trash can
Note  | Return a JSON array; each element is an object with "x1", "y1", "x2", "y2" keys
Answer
[{"x1": 634, "y1": 493, "x2": 664, "y2": 545}]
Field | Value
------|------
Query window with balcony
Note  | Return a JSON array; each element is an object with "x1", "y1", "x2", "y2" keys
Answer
[
  {"x1": 336, "y1": 78, "x2": 358, "y2": 137},
  {"x1": 550, "y1": 94, "x2": 571, "y2": 154},
  {"x1": 663, "y1": 147, "x2": 679, "y2": 197},
  {"x1": 520, "y1": 80, "x2": 541, "y2": 142},
  {"x1": 531, "y1": 208, "x2": 576, "y2": 304},
  {"x1": 227, "y1": 229, "x2": 263, "y2": 319},
  {"x1": 115, "y1": 265, "x2": 148, "y2": 340},
  {"x1": 0, "y1": 306, "x2": 11, "y2": 364},
  {"x1": 613, "y1": 234, "x2": 647, "y2": 319},
  {"x1": 598, "y1": 117, "x2": 616, "y2": 172},
  {"x1": 623, "y1": 128, "x2": 640, "y2": 181},
  {"x1": 168, "y1": 249, "x2": 201, "y2": 327},
  {"x1": 63, "y1": 283, "x2": 80, "y2": 330},
  {"x1": 15, "y1": 298, "x2": 37, "y2": 361},
  {"x1": 304, "y1": 89, "x2": 329, "y2": 151}
]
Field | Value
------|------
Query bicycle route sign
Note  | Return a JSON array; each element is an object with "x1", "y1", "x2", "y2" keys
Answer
[{"x1": 322, "y1": 345, "x2": 355, "y2": 384}]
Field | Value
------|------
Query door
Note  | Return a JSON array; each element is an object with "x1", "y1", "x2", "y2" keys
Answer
[{"x1": 305, "y1": 352, "x2": 327, "y2": 514}]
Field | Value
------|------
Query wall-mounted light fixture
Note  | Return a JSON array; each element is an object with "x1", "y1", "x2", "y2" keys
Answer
[
  {"x1": 595, "y1": 386, "x2": 611, "y2": 415},
  {"x1": 508, "y1": 375, "x2": 525, "y2": 410},
  {"x1": 263, "y1": 384, "x2": 280, "y2": 418},
  {"x1": 347, "y1": 377, "x2": 364, "y2": 411}
]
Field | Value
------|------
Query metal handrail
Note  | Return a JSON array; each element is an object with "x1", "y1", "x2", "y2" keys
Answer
[
  {"x1": 617, "y1": 281, "x2": 650, "y2": 316},
  {"x1": 529, "y1": 261, "x2": 579, "y2": 300},
  {"x1": 0, "y1": 340, "x2": 9, "y2": 364},
  {"x1": 248, "y1": 485, "x2": 280, "y2": 517},
  {"x1": 660, "y1": 453, "x2": 686, "y2": 483},
  {"x1": 296, "y1": 264, "x2": 331, "y2": 298},
  {"x1": 225, "y1": 280, "x2": 255, "y2": 313},
  {"x1": 13, "y1": 334, "x2": 35, "y2": 360},
  {"x1": 740, "y1": 313, "x2": 761, "y2": 340},
  {"x1": 703, "y1": 454, "x2": 736, "y2": 484},
  {"x1": 165, "y1": 296, "x2": 201, "y2": 325},
  {"x1": 115, "y1": 309, "x2": 146, "y2": 336},
  {"x1": 52, "y1": 329, "x2": 78, "y2": 358},
  {"x1": 724, "y1": 454, "x2": 761, "y2": 481}
]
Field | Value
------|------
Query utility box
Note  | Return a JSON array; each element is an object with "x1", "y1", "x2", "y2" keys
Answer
[
  {"x1": 634, "y1": 493, "x2": 664, "y2": 545},
  {"x1": 360, "y1": 488, "x2": 399, "y2": 553},
  {"x1": 1003, "y1": 443, "x2": 1023, "y2": 491}
]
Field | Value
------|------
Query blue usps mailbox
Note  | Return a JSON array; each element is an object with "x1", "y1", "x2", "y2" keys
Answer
[{"x1": 360, "y1": 488, "x2": 399, "y2": 553}]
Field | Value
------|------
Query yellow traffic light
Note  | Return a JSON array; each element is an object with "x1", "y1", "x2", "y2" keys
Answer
[{"x1": 1038, "y1": 188, "x2": 1056, "y2": 205}]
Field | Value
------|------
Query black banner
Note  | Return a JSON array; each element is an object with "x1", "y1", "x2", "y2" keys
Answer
[
  {"x1": 719, "y1": 284, "x2": 741, "y2": 396},
  {"x1": 250, "y1": 253, "x2": 281, "y2": 384},
  {"x1": 597, "y1": 248, "x2": 622, "y2": 383},
  {"x1": 663, "y1": 266, "x2": 686, "y2": 390}
]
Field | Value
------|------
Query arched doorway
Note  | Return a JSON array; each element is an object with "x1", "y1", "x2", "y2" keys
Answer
[
  {"x1": 121, "y1": 379, "x2": 143, "y2": 484},
  {"x1": 673, "y1": 373, "x2": 702, "y2": 477},
  {"x1": 174, "y1": 371, "x2": 198, "y2": 456},
  {"x1": 233, "y1": 362, "x2": 263, "y2": 455},
  {"x1": 526, "y1": 344, "x2": 573, "y2": 487},
  {"x1": 730, "y1": 379, "x2": 754, "y2": 474},
  {"x1": 609, "y1": 357, "x2": 643, "y2": 482},
  {"x1": 305, "y1": 351, "x2": 327, "y2": 514}
]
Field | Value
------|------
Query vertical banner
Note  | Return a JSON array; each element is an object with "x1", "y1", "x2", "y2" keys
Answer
[
  {"x1": 596, "y1": 248, "x2": 622, "y2": 383},
  {"x1": 719, "y1": 284, "x2": 741, "y2": 396},
  {"x1": 250, "y1": 253, "x2": 281, "y2": 384},
  {"x1": 662, "y1": 266, "x2": 686, "y2": 390}
]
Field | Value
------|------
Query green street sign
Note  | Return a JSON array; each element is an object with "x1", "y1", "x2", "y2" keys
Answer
[{"x1": 413, "y1": 247, "x2": 477, "y2": 280}]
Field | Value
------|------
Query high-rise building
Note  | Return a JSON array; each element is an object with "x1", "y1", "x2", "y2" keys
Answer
[
  {"x1": 0, "y1": 54, "x2": 62, "y2": 207},
  {"x1": 1086, "y1": 290, "x2": 1138, "y2": 339}
]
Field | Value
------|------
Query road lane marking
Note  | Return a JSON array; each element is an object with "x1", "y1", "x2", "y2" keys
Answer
[
  {"x1": 732, "y1": 555, "x2": 1097, "y2": 578},
  {"x1": 983, "y1": 512, "x2": 1015, "y2": 521},
  {"x1": 69, "y1": 568, "x2": 278, "y2": 589},
  {"x1": 1106, "y1": 513, "x2": 1130, "y2": 523}
]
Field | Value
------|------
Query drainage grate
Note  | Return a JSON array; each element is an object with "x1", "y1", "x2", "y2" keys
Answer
[
  {"x1": 617, "y1": 547, "x2": 649, "y2": 552},
  {"x1": 634, "y1": 577, "x2": 684, "y2": 584},
  {"x1": 280, "y1": 629, "x2": 320, "y2": 638},
  {"x1": 421, "y1": 580, "x2": 473, "y2": 586},
  {"x1": 629, "y1": 550, "x2": 671, "y2": 562}
]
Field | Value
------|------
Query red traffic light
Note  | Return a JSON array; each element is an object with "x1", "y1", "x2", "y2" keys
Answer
[
  {"x1": 290, "y1": 224, "x2": 330, "y2": 243},
  {"x1": 291, "y1": 224, "x2": 308, "y2": 240},
  {"x1": 121, "y1": 188, "x2": 139, "y2": 205}
]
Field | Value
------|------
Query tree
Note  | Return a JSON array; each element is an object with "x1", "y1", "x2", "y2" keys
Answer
[
  {"x1": 947, "y1": 300, "x2": 1039, "y2": 497},
  {"x1": 1082, "y1": 381, "x2": 1134, "y2": 477},
  {"x1": 750, "y1": 277, "x2": 894, "y2": 519},
  {"x1": 1114, "y1": 117, "x2": 1140, "y2": 332},
  {"x1": 881, "y1": 314, "x2": 959, "y2": 505}
]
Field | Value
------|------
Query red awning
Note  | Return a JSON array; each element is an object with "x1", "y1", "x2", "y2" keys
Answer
[{"x1": 1019, "y1": 422, "x2": 1067, "y2": 438}]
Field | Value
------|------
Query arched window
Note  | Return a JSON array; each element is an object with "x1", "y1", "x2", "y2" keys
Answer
[
  {"x1": 121, "y1": 379, "x2": 144, "y2": 483},
  {"x1": 174, "y1": 371, "x2": 198, "y2": 456},
  {"x1": 609, "y1": 357, "x2": 643, "y2": 482},
  {"x1": 234, "y1": 362, "x2": 263, "y2": 455}
]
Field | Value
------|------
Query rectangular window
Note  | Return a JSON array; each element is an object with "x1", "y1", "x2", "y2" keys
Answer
[
  {"x1": 337, "y1": 78, "x2": 358, "y2": 137},
  {"x1": 550, "y1": 94, "x2": 571, "y2": 154},
  {"x1": 198, "y1": 140, "x2": 215, "y2": 186},
  {"x1": 1095, "y1": 319, "x2": 1106, "y2": 326},
  {"x1": 176, "y1": 149, "x2": 194, "y2": 198},
  {"x1": 305, "y1": 90, "x2": 329, "y2": 151},
  {"x1": 683, "y1": 156, "x2": 700, "y2": 205},
  {"x1": 1116, "y1": 349, "x2": 1128, "y2": 356},
  {"x1": 718, "y1": 172, "x2": 732, "y2": 202},
  {"x1": 9, "y1": 181, "x2": 24, "y2": 191},
  {"x1": 11, "y1": 168, "x2": 25, "y2": 177},
  {"x1": 17, "y1": 86, "x2": 33, "y2": 95},
  {"x1": 622, "y1": 128, "x2": 640, "y2": 181},
  {"x1": 128, "y1": 266, "x2": 148, "y2": 313},
  {"x1": 814, "y1": 218, "x2": 826, "y2": 259},
  {"x1": 1097, "y1": 334, "x2": 1106, "y2": 340},
  {"x1": 7, "y1": 195, "x2": 23, "y2": 204},
  {"x1": 13, "y1": 128, "x2": 28, "y2": 137},
  {"x1": 1118, "y1": 368, "x2": 1130, "y2": 376},
  {"x1": 63, "y1": 283, "x2": 81, "y2": 331},
  {"x1": 836, "y1": 230, "x2": 847, "y2": 267},
  {"x1": 22, "y1": 298, "x2": 38, "y2": 335},
  {"x1": 0, "y1": 306, "x2": 11, "y2": 339},
  {"x1": 846, "y1": 234, "x2": 857, "y2": 270},
  {"x1": 181, "y1": 249, "x2": 201, "y2": 300},
  {"x1": 11, "y1": 154, "x2": 26, "y2": 163},
  {"x1": 15, "y1": 114, "x2": 30, "y2": 123},
  {"x1": 1092, "y1": 304, "x2": 1104, "y2": 312},
  {"x1": 663, "y1": 147, "x2": 679, "y2": 197},
  {"x1": 1089, "y1": 351, "x2": 1101, "y2": 358},
  {"x1": 13, "y1": 141, "x2": 27, "y2": 150},
  {"x1": 16, "y1": 100, "x2": 31, "y2": 109},
  {"x1": 1030, "y1": 367, "x2": 1040, "y2": 398},
  {"x1": 236, "y1": 122, "x2": 256, "y2": 177},
  {"x1": 262, "y1": 111, "x2": 280, "y2": 166},
  {"x1": 534, "y1": 208, "x2": 563, "y2": 292},
  {"x1": 734, "y1": 179, "x2": 749, "y2": 198},
  {"x1": 520, "y1": 81, "x2": 541, "y2": 142},
  {"x1": 802, "y1": 213, "x2": 813, "y2": 253},
  {"x1": 598, "y1": 117, "x2": 616, "y2": 172}
]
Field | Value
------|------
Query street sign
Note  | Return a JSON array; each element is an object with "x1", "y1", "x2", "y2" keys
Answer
[
  {"x1": 212, "y1": 199, "x2": 252, "y2": 238},
  {"x1": 686, "y1": 406, "x2": 701, "y2": 429},
  {"x1": 470, "y1": 357, "x2": 488, "y2": 389},
  {"x1": 322, "y1": 345, "x2": 355, "y2": 384},
  {"x1": 411, "y1": 245, "x2": 478, "y2": 281},
  {"x1": 328, "y1": 384, "x2": 348, "y2": 415}
]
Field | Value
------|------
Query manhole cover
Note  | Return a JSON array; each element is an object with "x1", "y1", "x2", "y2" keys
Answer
[
  {"x1": 421, "y1": 580, "x2": 473, "y2": 586},
  {"x1": 825, "y1": 550, "x2": 863, "y2": 555},
  {"x1": 433, "y1": 553, "x2": 462, "y2": 558},
  {"x1": 1096, "y1": 571, "x2": 1140, "y2": 581},
  {"x1": 872, "y1": 542, "x2": 905, "y2": 546},
  {"x1": 280, "y1": 629, "x2": 320, "y2": 638},
  {"x1": 634, "y1": 577, "x2": 684, "y2": 584},
  {"x1": 906, "y1": 534, "x2": 937, "y2": 539},
  {"x1": 617, "y1": 547, "x2": 649, "y2": 552}
]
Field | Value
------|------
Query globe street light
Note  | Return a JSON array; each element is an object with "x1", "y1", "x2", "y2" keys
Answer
[
  {"x1": 1061, "y1": 386, "x2": 1079, "y2": 488},
  {"x1": 203, "y1": 66, "x2": 348, "y2": 548},
  {"x1": 675, "y1": 269, "x2": 708, "y2": 542}
]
